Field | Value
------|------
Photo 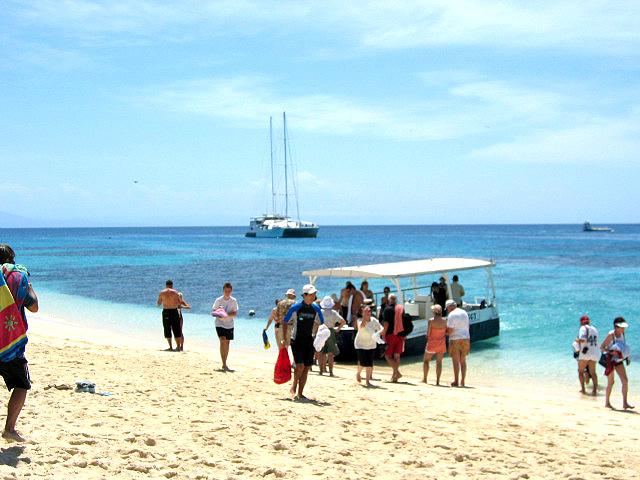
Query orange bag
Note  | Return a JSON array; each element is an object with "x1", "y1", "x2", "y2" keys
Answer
[{"x1": 274, "y1": 347, "x2": 292, "y2": 384}]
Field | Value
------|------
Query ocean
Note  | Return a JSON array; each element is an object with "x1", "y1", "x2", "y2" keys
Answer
[{"x1": 1, "y1": 224, "x2": 639, "y2": 387}]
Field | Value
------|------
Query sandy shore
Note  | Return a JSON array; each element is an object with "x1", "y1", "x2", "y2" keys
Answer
[{"x1": 0, "y1": 313, "x2": 638, "y2": 479}]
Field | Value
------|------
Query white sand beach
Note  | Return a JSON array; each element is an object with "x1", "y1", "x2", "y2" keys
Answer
[{"x1": 1, "y1": 312, "x2": 638, "y2": 479}]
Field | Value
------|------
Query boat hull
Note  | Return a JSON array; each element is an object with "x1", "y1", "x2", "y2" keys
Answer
[
  {"x1": 247, "y1": 227, "x2": 319, "y2": 238},
  {"x1": 335, "y1": 307, "x2": 499, "y2": 361}
]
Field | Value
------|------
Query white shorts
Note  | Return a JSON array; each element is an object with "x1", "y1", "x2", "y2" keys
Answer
[{"x1": 578, "y1": 348, "x2": 600, "y2": 362}]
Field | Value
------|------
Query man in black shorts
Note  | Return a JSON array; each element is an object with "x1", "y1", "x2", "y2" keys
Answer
[
  {"x1": 283, "y1": 284, "x2": 324, "y2": 400},
  {"x1": 157, "y1": 280, "x2": 184, "y2": 351},
  {"x1": 0, "y1": 244, "x2": 39, "y2": 442}
]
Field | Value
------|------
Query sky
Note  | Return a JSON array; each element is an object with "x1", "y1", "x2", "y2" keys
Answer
[{"x1": 1, "y1": 1, "x2": 639, "y2": 227}]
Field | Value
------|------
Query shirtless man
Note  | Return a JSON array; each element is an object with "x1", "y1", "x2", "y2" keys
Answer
[{"x1": 157, "y1": 280, "x2": 184, "y2": 351}]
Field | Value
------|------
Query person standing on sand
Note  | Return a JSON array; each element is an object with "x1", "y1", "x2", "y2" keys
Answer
[
  {"x1": 0, "y1": 244, "x2": 38, "y2": 443},
  {"x1": 381, "y1": 294, "x2": 404, "y2": 382},
  {"x1": 446, "y1": 299, "x2": 470, "y2": 387},
  {"x1": 576, "y1": 315, "x2": 598, "y2": 396},
  {"x1": 354, "y1": 306, "x2": 383, "y2": 387},
  {"x1": 157, "y1": 280, "x2": 184, "y2": 351},
  {"x1": 211, "y1": 283, "x2": 238, "y2": 372},
  {"x1": 423, "y1": 304, "x2": 447, "y2": 385},
  {"x1": 283, "y1": 284, "x2": 324, "y2": 400},
  {"x1": 318, "y1": 296, "x2": 346, "y2": 376},
  {"x1": 177, "y1": 292, "x2": 190, "y2": 351},
  {"x1": 268, "y1": 289, "x2": 297, "y2": 348},
  {"x1": 601, "y1": 317, "x2": 633, "y2": 410}
]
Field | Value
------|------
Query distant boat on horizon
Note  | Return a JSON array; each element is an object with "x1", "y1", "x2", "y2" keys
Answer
[
  {"x1": 583, "y1": 221, "x2": 614, "y2": 233},
  {"x1": 245, "y1": 113, "x2": 319, "y2": 238}
]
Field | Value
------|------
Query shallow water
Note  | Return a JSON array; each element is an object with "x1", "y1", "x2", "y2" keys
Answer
[{"x1": 2, "y1": 224, "x2": 638, "y2": 387}]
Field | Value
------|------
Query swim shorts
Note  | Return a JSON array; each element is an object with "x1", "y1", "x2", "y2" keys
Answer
[
  {"x1": 291, "y1": 339, "x2": 315, "y2": 367},
  {"x1": 384, "y1": 334, "x2": 405, "y2": 357},
  {"x1": 356, "y1": 348, "x2": 375, "y2": 367},
  {"x1": 0, "y1": 357, "x2": 31, "y2": 391},
  {"x1": 162, "y1": 309, "x2": 183, "y2": 339},
  {"x1": 216, "y1": 327, "x2": 234, "y2": 340},
  {"x1": 448, "y1": 339, "x2": 470, "y2": 356}
]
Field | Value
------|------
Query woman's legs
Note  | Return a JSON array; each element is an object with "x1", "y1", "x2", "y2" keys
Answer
[
  {"x1": 422, "y1": 352, "x2": 433, "y2": 383},
  {"x1": 365, "y1": 367, "x2": 373, "y2": 387},
  {"x1": 578, "y1": 359, "x2": 588, "y2": 394},
  {"x1": 328, "y1": 353, "x2": 335, "y2": 376},
  {"x1": 318, "y1": 352, "x2": 326, "y2": 375},
  {"x1": 615, "y1": 364, "x2": 634, "y2": 409},
  {"x1": 605, "y1": 371, "x2": 615, "y2": 408},
  {"x1": 356, "y1": 362, "x2": 362, "y2": 383},
  {"x1": 586, "y1": 361, "x2": 598, "y2": 395},
  {"x1": 435, "y1": 353, "x2": 444, "y2": 385}
]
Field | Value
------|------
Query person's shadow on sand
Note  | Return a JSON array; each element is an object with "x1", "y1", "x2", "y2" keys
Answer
[{"x1": 0, "y1": 446, "x2": 28, "y2": 468}]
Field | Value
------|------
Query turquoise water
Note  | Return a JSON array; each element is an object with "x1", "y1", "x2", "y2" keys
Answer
[{"x1": 1, "y1": 224, "x2": 638, "y2": 387}]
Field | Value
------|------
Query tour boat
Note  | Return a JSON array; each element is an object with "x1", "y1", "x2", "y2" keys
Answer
[{"x1": 302, "y1": 257, "x2": 499, "y2": 359}]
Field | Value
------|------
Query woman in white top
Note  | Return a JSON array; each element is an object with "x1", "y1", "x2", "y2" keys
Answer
[
  {"x1": 600, "y1": 317, "x2": 633, "y2": 410},
  {"x1": 318, "y1": 296, "x2": 346, "y2": 376},
  {"x1": 354, "y1": 306, "x2": 383, "y2": 387}
]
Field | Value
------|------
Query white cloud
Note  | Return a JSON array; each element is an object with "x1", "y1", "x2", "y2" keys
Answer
[
  {"x1": 10, "y1": 1, "x2": 640, "y2": 55},
  {"x1": 132, "y1": 76, "x2": 489, "y2": 141},
  {"x1": 469, "y1": 118, "x2": 640, "y2": 164}
]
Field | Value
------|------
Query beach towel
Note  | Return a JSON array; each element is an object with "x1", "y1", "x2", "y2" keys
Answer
[
  {"x1": 274, "y1": 347, "x2": 292, "y2": 384},
  {"x1": 313, "y1": 324, "x2": 331, "y2": 352},
  {"x1": 211, "y1": 307, "x2": 228, "y2": 318},
  {"x1": 0, "y1": 264, "x2": 29, "y2": 362},
  {"x1": 393, "y1": 304, "x2": 404, "y2": 336}
]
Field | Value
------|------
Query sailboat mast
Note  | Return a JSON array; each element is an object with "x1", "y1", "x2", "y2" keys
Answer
[
  {"x1": 269, "y1": 116, "x2": 275, "y2": 214},
  {"x1": 283, "y1": 111, "x2": 289, "y2": 219}
]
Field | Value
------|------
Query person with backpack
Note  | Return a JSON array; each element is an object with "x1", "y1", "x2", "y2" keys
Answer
[
  {"x1": 0, "y1": 244, "x2": 39, "y2": 442},
  {"x1": 446, "y1": 299, "x2": 470, "y2": 387},
  {"x1": 576, "y1": 315, "x2": 599, "y2": 396}
]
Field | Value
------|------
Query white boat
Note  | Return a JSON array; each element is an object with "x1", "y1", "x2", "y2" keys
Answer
[
  {"x1": 245, "y1": 113, "x2": 319, "y2": 238},
  {"x1": 303, "y1": 257, "x2": 499, "y2": 359},
  {"x1": 583, "y1": 221, "x2": 613, "y2": 233}
]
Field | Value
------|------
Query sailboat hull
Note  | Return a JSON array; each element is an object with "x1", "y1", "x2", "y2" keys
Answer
[{"x1": 250, "y1": 226, "x2": 318, "y2": 238}]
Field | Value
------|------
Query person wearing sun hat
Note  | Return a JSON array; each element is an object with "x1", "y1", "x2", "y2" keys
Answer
[
  {"x1": 600, "y1": 317, "x2": 633, "y2": 410},
  {"x1": 317, "y1": 296, "x2": 346, "y2": 376},
  {"x1": 283, "y1": 284, "x2": 325, "y2": 400},
  {"x1": 576, "y1": 314, "x2": 599, "y2": 396},
  {"x1": 269, "y1": 288, "x2": 297, "y2": 348}
]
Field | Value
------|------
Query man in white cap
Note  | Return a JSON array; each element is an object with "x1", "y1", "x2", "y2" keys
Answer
[
  {"x1": 283, "y1": 284, "x2": 325, "y2": 400},
  {"x1": 446, "y1": 299, "x2": 470, "y2": 387}
]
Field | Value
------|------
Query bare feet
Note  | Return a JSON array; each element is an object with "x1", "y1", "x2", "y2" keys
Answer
[
  {"x1": 329, "y1": 371, "x2": 334, "y2": 377},
  {"x1": 2, "y1": 430, "x2": 25, "y2": 443},
  {"x1": 624, "y1": 404, "x2": 635, "y2": 410},
  {"x1": 356, "y1": 372, "x2": 362, "y2": 383},
  {"x1": 605, "y1": 402, "x2": 614, "y2": 409},
  {"x1": 164, "y1": 347, "x2": 174, "y2": 352},
  {"x1": 451, "y1": 382, "x2": 459, "y2": 387},
  {"x1": 422, "y1": 378, "x2": 427, "y2": 384},
  {"x1": 365, "y1": 382, "x2": 373, "y2": 388}
]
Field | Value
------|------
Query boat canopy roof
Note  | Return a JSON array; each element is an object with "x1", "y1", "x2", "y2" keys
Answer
[{"x1": 303, "y1": 257, "x2": 494, "y2": 281}]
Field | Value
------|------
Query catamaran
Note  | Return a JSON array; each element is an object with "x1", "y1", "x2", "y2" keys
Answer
[
  {"x1": 245, "y1": 113, "x2": 319, "y2": 238},
  {"x1": 303, "y1": 257, "x2": 500, "y2": 359}
]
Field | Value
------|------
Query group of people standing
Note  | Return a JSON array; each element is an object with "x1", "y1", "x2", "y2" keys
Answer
[
  {"x1": 158, "y1": 281, "x2": 238, "y2": 371},
  {"x1": 574, "y1": 314, "x2": 633, "y2": 409}
]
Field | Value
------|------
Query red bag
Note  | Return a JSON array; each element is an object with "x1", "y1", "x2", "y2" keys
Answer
[{"x1": 274, "y1": 347, "x2": 292, "y2": 384}]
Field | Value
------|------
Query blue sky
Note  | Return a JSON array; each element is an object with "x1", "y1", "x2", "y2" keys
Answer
[{"x1": 1, "y1": 1, "x2": 639, "y2": 227}]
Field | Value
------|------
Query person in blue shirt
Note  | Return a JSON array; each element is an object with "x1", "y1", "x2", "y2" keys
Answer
[{"x1": 283, "y1": 284, "x2": 324, "y2": 400}]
